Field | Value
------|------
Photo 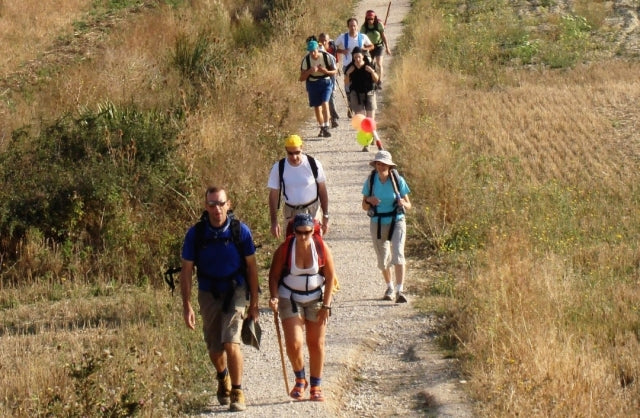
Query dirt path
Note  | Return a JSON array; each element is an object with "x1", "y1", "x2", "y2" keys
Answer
[{"x1": 194, "y1": 1, "x2": 475, "y2": 416}]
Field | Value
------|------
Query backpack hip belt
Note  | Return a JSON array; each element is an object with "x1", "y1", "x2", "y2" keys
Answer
[
  {"x1": 279, "y1": 280, "x2": 324, "y2": 314},
  {"x1": 285, "y1": 197, "x2": 318, "y2": 210}
]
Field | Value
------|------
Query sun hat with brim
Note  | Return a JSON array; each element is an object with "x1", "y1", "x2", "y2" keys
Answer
[
  {"x1": 307, "y1": 40, "x2": 319, "y2": 51},
  {"x1": 241, "y1": 317, "x2": 261, "y2": 350},
  {"x1": 369, "y1": 150, "x2": 396, "y2": 167}
]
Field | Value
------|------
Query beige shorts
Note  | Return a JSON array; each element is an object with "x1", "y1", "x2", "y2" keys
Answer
[
  {"x1": 369, "y1": 218, "x2": 406, "y2": 270},
  {"x1": 278, "y1": 295, "x2": 323, "y2": 322},
  {"x1": 198, "y1": 289, "x2": 246, "y2": 352}
]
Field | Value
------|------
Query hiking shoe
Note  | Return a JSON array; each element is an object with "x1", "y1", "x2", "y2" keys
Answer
[
  {"x1": 362, "y1": 146, "x2": 369, "y2": 152},
  {"x1": 331, "y1": 119, "x2": 339, "y2": 128},
  {"x1": 318, "y1": 128, "x2": 325, "y2": 137},
  {"x1": 310, "y1": 386, "x2": 325, "y2": 402},
  {"x1": 383, "y1": 288, "x2": 394, "y2": 301},
  {"x1": 216, "y1": 374, "x2": 231, "y2": 405},
  {"x1": 396, "y1": 292, "x2": 408, "y2": 303},
  {"x1": 290, "y1": 377, "x2": 308, "y2": 400},
  {"x1": 229, "y1": 388, "x2": 246, "y2": 412},
  {"x1": 322, "y1": 127, "x2": 332, "y2": 138}
]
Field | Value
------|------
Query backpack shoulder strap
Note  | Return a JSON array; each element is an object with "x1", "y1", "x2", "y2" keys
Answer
[
  {"x1": 344, "y1": 32, "x2": 349, "y2": 49},
  {"x1": 321, "y1": 50, "x2": 330, "y2": 69},
  {"x1": 278, "y1": 157, "x2": 286, "y2": 208},
  {"x1": 307, "y1": 154, "x2": 320, "y2": 201},
  {"x1": 307, "y1": 155, "x2": 319, "y2": 179},
  {"x1": 358, "y1": 33, "x2": 363, "y2": 48},
  {"x1": 305, "y1": 54, "x2": 311, "y2": 71},
  {"x1": 368, "y1": 169, "x2": 376, "y2": 196}
]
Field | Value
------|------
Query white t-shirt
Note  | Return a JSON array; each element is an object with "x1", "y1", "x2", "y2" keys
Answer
[
  {"x1": 335, "y1": 32, "x2": 373, "y2": 68},
  {"x1": 267, "y1": 155, "x2": 326, "y2": 206}
]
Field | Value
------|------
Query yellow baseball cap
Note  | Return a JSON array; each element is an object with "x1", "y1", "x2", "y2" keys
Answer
[{"x1": 284, "y1": 134, "x2": 303, "y2": 148}]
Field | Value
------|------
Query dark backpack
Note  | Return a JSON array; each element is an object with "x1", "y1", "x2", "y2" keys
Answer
[
  {"x1": 163, "y1": 210, "x2": 247, "y2": 297},
  {"x1": 345, "y1": 62, "x2": 376, "y2": 93},
  {"x1": 277, "y1": 155, "x2": 319, "y2": 209},
  {"x1": 304, "y1": 50, "x2": 334, "y2": 80},
  {"x1": 367, "y1": 169, "x2": 402, "y2": 241}
]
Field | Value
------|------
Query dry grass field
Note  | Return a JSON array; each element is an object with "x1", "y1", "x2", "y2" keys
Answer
[
  {"x1": 2, "y1": 0, "x2": 640, "y2": 416},
  {"x1": 387, "y1": 0, "x2": 640, "y2": 415}
]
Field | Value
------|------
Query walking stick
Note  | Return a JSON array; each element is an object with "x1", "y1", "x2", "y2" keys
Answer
[
  {"x1": 335, "y1": 70, "x2": 353, "y2": 118},
  {"x1": 384, "y1": 1, "x2": 392, "y2": 26},
  {"x1": 273, "y1": 310, "x2": 290, "y2": 395}
]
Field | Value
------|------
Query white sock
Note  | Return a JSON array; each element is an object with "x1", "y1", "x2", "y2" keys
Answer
[
  {"x1": 387, "y1": 282, "x2": 394, "y2": 291},
  {"x1": 396, "y1": 284, "x2": 404, "y2": 293}
]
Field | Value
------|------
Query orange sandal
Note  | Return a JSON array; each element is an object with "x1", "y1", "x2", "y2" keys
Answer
[
  {"x1": 310, "y1": 386, "x2": 325, "y2": 402},
  {"x1": 289, "y1": 378, "x2": 308, "y2": 400}
]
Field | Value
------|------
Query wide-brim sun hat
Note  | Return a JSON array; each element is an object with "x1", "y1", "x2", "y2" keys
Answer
[
  {"x1": 241, "y1": 317, "x2": 262, "y2": 350},
  {"x1": 369, "y1": 150, "x2": 396, "y2": 167}
]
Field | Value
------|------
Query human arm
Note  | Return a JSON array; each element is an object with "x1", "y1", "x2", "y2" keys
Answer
[
  {"x1": 245, "y1": 253, "x2": 260, "y2": 321},
  {"x1": 268, "y1": 244, "x2": 286, "y2": 312},
  {"x1": 397, "y1": 193, "x2": 412, "y2": 211},
  {"x1": 365, "y1": 65, "x2": 379, "y2": 83},
  {"x1": 268, "y1": 188, "x2": 281, "y2": 239},
  {"x1": 318, "y1": 181, "x2": 330, "y2": 235},
  {"x1": 381, "y1": 31, "x2": 391, "y2": 55},
  {"x1": 318, "y1": 243, "x2": 335, "y2": 323},
  {"x1": 299, "y1": 65, "x2": 317, "y2": 82},
  {"x1": 180, "y1": 259, "x2": 196, "y2": 330}
]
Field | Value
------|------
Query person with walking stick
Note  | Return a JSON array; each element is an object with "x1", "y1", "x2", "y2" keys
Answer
[
  {"x1": 361, "y1": 151, "x2": 412, "y2": 303},
  {"x1": 268, "y1": 213, "x2": 336, "y2": 401}
]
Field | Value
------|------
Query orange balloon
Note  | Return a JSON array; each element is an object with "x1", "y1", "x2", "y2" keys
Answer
[
  {"x1": 350, "y1": 113, "x2": 365, "y2": 130},
  {"x1": 360, "y1": 117, "x2": 376, "y2": 133}
]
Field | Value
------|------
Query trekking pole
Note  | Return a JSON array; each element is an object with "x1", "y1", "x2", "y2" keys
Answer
[
  {"x1": 384, "y1": 1, "x2": 392, "y2": 26},
  {"x1": 335, "y1": 68, "x2": 353, "y2": 118},
  {"x1": 273, "y1": 310, "x2": 290, "y2": 395}
]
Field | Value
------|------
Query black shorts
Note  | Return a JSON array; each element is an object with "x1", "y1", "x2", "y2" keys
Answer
[{"x1": 371, "y1": 44, "x2": 384, "y2": 57}]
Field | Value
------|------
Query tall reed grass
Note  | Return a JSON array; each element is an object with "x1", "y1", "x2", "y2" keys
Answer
[
  {"x1": 0, "y1": 0, "x2": 350, "y2": 415},
  {"x1": 388, "y1": 0, "x2": 640, "y2": 414}
]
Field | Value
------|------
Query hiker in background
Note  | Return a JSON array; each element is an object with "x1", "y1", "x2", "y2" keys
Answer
[
  {"x1": 361, "y1": 9, "x2": 391, "y2": 89},
  {"x1": 344, "y1": 46, "x2": 379, "y2": 130},
  {"x1": 300, "y1": 39, "x2": 337, "y2": 138},
  {"x1": 361, "y1": 151, "x2": 412, "y2": 303},
  {"x1": 335, "y1": 17, "x2": 374, "y2": 70},
  {"x1": 318, "y1": 32, "x2": 340, "y2": 128},
  {"x1": 179, "y1": 186, "x2": 260, "y2": 412},
  {"x1": 268, "y1": 213, "x2": 336, "y2": 402},
  {"x1": 268, "y1": 134, "x2": 330, "y2": 239}
]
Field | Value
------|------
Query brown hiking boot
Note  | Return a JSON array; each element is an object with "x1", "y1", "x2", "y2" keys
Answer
[
  {"x1": 216, "y1": 374, "x2": 231, "y2": 405},
  {"x1": 229, "y1": 388, "x2": 246, "y2": 412}
]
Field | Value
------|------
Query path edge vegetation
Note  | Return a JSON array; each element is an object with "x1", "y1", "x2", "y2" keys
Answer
[{"x1": 1, "y1": 0, "x2": 640, "y2": 416}]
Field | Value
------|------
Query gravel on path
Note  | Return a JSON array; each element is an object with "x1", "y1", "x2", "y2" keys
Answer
[{"x1": 198, "y1": 1, "x2": 474, "y2": 416}]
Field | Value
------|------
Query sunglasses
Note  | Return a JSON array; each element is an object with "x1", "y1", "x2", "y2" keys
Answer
[
  {"x1": 287, "y1": 150, "x2": 301, "y2": 156},
  {"x1": 295, "y1": 229, "x2": 313, "y2": 236},
  {"x1": 206, "y1": 200, "x2": 226, "y2": 208}
]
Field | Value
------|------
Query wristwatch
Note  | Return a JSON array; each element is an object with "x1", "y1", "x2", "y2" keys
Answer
[{"x1": 323, "y1": 213, "x2": 329, "y2": 219}]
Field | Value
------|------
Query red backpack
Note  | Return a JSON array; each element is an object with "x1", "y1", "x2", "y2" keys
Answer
[{"x1": 280, "y1": 218, "x2": 325, "y2": 277}]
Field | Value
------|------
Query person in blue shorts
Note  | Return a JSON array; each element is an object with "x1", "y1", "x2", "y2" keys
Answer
[
  {"x1": 361, "y1": 151, "x2": 412, "y2": 303},
  {"x1": 180, "y1": 185, "x2": 260, "y2": 412},
  {"x1": 300, "y1": 39, "x2": 337, "y2": 138}
]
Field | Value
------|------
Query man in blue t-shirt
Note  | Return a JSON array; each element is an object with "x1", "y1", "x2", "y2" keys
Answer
[{"x1": 180, "y1": 186, "x2": 259, "y2": 412}]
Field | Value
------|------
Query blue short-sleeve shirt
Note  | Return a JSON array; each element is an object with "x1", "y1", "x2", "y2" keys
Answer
[{"x1": 182, "y1": 217, "x2": 256, "y2": 293}]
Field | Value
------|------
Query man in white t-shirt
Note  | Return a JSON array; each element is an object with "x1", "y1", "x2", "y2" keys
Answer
[
  {"x1": 335, "y1": 17, "x2": 374, "y2": 70},
  {"x1": 267, "y1": 134, "x2": 330, "y2": 239}
]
